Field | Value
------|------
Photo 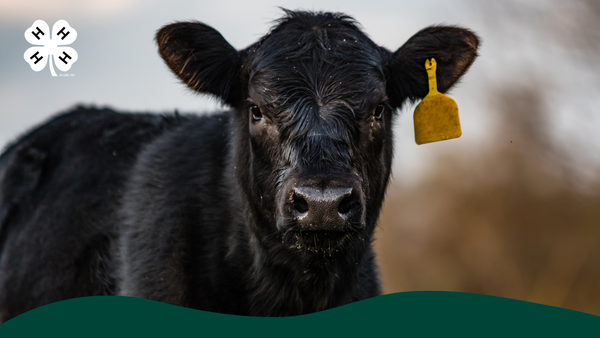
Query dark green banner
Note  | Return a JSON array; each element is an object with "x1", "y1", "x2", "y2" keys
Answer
[{"x1": 1, "y1": 292, "x2": 598, "y2": 337}]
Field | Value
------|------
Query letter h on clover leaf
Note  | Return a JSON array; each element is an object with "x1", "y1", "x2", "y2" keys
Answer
[{"x1": 24, "y1": 20, "x2": 78, "y2": 76}]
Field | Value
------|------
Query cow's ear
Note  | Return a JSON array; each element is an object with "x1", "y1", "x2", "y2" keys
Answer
[
  {"x1": 386, "y1": 26, "x2": 479, "y2": 106},
  {"x1": 156, "y1": 22, "x2": 242, "y2": 106}
]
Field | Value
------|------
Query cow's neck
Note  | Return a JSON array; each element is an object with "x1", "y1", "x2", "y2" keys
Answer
[{"x1": 247, "y1": 232, "x2": 362, "y2": 316}]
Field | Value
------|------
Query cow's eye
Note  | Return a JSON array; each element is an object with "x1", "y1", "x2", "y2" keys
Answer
[
  {"x1": 374, "y1": 104, "x2": 385, "y2": 120},
  {"x1": 250, "y1": 105, "x2": 263, "y2": 121}
]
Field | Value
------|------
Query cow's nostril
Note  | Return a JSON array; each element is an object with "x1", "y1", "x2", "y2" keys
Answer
[
  {"x1": 292, "y1": 192, "x2": 309, "y2": 214},
  {"x1": 285, "y1": 185, "x2": 364, "y2": 232},
  {"x1": 337, "y1": 191, "x2": 357, "y2": 216}
]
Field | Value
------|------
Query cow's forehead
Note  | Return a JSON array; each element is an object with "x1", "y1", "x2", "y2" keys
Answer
[
  {"x1": 248, "y1": 61, "x2": 386, "y2": 111},
  {"x1": 245, "y1": 24, "x2": 387, "y2": 111}
]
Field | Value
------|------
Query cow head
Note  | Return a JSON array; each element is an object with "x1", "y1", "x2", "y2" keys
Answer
[{"x1": 156, "y1": 10, "x2": 478, "y2": 264}]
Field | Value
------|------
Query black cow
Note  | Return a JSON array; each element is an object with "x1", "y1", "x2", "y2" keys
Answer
[{"x1": 0, "y1": 10, "x2": 478, "y2": 320}]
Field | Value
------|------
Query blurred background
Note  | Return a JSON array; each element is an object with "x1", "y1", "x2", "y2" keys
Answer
[{"x1": 1, "y1": 0, "x2": 599, "y2": 315}]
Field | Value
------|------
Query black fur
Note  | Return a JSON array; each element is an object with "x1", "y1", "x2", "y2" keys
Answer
[{"x1": 0, "y1": 10, "x2": 478, "y2": 321}]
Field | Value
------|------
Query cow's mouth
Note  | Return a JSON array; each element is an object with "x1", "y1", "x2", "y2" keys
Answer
[{"x1": 285, "y1": 230, "x2": 353, "y2": 254}]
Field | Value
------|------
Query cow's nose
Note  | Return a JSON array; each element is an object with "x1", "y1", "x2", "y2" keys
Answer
[{"x1": 290, "y1": 186, "x2": 362, "y2": 231}]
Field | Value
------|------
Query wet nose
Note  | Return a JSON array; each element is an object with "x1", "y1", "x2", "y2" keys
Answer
[{"x1": 290, "y1": 186, "x2": 362, "y2": 231}]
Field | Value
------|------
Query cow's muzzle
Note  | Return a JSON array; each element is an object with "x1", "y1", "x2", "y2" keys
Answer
[{"x1": 276, "y1": 176, "x2": 366, "y2": 232}]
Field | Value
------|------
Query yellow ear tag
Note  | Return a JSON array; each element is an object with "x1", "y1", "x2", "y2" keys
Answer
[{"x1": 414, "y1": 58, "x2": 462, "y2": 145}]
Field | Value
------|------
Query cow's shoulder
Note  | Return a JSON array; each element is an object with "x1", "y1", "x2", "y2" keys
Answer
[
  {"x1": 120, "y1": 111, "x2": 233, "y2": 231},
  {"x1": 117, "y1": 112, "x2": 235, "y2": 305}
]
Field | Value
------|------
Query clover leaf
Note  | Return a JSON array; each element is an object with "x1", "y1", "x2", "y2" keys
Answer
[{"x1": 24, "y1": 20, "x2": 78, "y2": 77}]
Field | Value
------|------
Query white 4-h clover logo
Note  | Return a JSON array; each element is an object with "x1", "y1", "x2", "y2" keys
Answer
[{"x1": 24, "y1": 20, "x2": 78, "y2": 77}]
